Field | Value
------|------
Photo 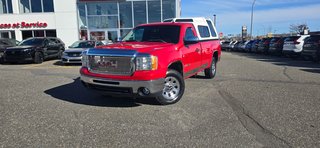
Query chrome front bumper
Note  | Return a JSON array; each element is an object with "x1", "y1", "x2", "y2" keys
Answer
[
  {"x1": 61, "y1": 55, "x2": 82, "y2": 63},
  {"x1": 81, "y1": 74, "x2": 164, "y2": 95}
]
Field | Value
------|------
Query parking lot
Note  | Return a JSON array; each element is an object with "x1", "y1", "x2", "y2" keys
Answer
[{"x1": 1, "y1": 52, "x2": 320, "y2": 147}]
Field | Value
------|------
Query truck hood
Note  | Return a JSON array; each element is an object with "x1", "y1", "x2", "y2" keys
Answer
[{"x1": 97, "y1": 42, "x2": 175, "y2": 53}]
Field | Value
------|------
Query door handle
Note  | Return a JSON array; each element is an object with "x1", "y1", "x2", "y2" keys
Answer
[{"x1": 195, "y1": 48, "x2": 200, "y2": 52}]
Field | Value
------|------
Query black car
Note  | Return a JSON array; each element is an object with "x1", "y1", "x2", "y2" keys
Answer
[
  {"x1": 257, "y1": 38, "x2": 272, "y2": 54},
  {"x1": 250, "y1": 39, "x2": 261, "y2": 53},
  {"x1": 4, "y1": 37, "x2": 65, "y2": 64},
  {"x1": 0, "y1": 38, "x2": 19, "y2": 63},
  {"x1": 269, "y1": 37, "x2": 285, "y2": 56},
  {"x1": 301, "y1": 35, "x2": 320, "y2": 62}
]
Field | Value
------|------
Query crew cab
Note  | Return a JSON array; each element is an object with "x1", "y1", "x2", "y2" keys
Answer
[{"x1": 80, "y1": 18, "x2": 221, "y2": 105}]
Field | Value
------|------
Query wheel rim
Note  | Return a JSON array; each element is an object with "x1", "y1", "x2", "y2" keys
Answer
[
  {"x1": 162, "y1": 76, "x2": 180, "y2": 101},
  {"x1": 211, "y1": 60, "x2": 216, "y2": 74}
]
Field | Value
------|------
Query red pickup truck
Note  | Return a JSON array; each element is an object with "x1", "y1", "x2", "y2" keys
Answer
[{"x1": 80, "y1": 18, "x2": 221, "y2": 105}]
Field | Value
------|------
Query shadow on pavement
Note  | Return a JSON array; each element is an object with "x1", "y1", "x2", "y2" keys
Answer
[
  {"x1": 228, "y1": 52, "x2": 320, "y2": 74},
  {"x1": 44, "y1": 77, "x2": 160, "y2": 107}
]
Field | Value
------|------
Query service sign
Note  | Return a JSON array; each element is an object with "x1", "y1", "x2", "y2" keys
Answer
[{"x1": 0, "y1": 21, "x2": 48, "y2": 29}]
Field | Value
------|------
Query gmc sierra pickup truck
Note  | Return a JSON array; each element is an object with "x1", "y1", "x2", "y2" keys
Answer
[{"x1": 80, "y1": 17, "x2": 221, "y2": 105}]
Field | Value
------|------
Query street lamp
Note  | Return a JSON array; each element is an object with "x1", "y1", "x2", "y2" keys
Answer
[{"x1": 250, "y1": 0, "x2": 256, "y2": 39}]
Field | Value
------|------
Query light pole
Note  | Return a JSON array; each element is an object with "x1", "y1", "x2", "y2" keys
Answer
[
  {"x1": 213, "y1": 14, "x2": 216, "y2": 26},
  {"x1": 250, "y1": 0, "x2": 256, "y2": 39}
]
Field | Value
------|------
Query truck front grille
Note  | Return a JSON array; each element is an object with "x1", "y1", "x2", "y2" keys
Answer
[{"x1": 88, "y1": 55, "x2": 134, "y2": 76}]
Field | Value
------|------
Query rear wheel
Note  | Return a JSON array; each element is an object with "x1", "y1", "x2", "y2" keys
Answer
[
  {"x1": 34, "y1": 51, "x2": 44, "y2": 64},
  {"x1": 205, "y1": 57, "x2": 217, "y2": 79},
  {"x1": 57, "y1": 49, "x2": 63, "y2": 59},
  {"x1": 156, "y1": 69, "x2": 185, "y2": 105}
]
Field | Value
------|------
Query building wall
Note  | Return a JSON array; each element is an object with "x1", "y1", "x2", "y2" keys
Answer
[{"x1": 0, "y1": 0, "x2": 78, "y2": 46}]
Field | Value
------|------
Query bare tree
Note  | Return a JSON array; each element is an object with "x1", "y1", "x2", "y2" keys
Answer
[{"x1": 289, "y1": 23, "x2": 308, "y2": 34}]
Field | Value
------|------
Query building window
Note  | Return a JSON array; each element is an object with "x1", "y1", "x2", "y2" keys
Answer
[
  {"x1": 87, "y1": 2, "x2": 117, "y2": 15},
  {"x1": 19, "y1": 0, "x2": 54, "y2": 13},
  {"x1": 0, "y1": 0, "x2": 13, "y2": 14},
  {"x1": 163, "y1": 0, "x2": 176, "y2": 20},
  {"x1": 119, "y1": 1, "x2": 132, "y2": 28},
  {"x1": 87, "y1": 16, "x2": 118, "y2": 29},
  {"x1": 0, "y1": 31, "x2": 15, "y2": 39},
  {"x1": 148, "y1": 0, "x2": 161, "y2": 23},
  {"x1": 133, "y1": 1, "x2": 146, "y2": 27},
  {"x1": 21, "y1": 30, "x2": 56, "y2": 40}
]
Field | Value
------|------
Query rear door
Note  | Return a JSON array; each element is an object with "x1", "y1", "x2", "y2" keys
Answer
[{"x1": 181, "y1": 26, "x2": 202, "y2": 76}]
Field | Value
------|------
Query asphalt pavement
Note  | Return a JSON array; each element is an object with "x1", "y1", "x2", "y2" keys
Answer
[{"x1": 0, "y1": 52, "x2": 319, "y2": 147}]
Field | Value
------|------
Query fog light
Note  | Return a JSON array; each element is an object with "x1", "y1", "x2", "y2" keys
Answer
[{"x1": 138, "y1": 87, "x2": 150, "y2": 96}]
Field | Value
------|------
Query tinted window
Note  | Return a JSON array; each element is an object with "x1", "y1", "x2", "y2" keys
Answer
[
  {"x1": 198, "y1": 26, "x2": 210, "y2": 38},
  {"x1": 206, "y1": 20, "x2": 217, "y2": 37},
  {"x1": 175, "y1": 19, "x2": 194, "y2": 22},
  {"x1": 284, "y1": 36, "x2": 299, "y2": 42},
  {"x1": 119, "y1": 1, "x2": 133, "y2": 28},
  {"x1": 31, "y1": 0, "x2": 41, "y2": 12},
  {"x1": 19, "y1": 38, "x2": 44, "y2": 46},
  {"x1": 0, "y1": 0, "x2": 13, "y2": 14},
  {"x1": 306, "y1": 36, "x2": 320, "y2": 42},
  {"x1": 185, "y1": 27, "x2": 196, "y2": 39},
  {"x1": 123, "y1": 25, "x2": 181, "y2": 44},
  {"x1": 43, "y1": 0, "x2": 54, "y2": 12},
  {"x1": 133, "y1": 1, "x2": 146, "y2": 27},
  {"x1": 162, "y1": 0, "x2": 175, "y2": 20},
  {"x1": 148, "y1": 0, "x2": 161, "y2": 23}
]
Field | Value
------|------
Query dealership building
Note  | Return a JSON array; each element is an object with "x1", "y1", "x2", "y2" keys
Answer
[{"x1": 0, "y1": 0, "x2": 181, "y2": 46}]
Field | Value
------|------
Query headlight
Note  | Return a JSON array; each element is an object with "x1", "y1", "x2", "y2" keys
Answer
[
  {"x1": 82, "y1": 50, "x2": 89, "y2": 67},
  {"x1": 62, "y1": 52, "x2": 68, "y2": 56},
  {"x1": 136, "y1": 55, "x2": 158, "y2": 71}
]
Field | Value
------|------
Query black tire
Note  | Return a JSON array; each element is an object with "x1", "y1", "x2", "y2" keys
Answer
[
  {"x1": 156, "y1": 69, "x2": 185, "y2": 105},
  {"x1": 34, "y1": 51, "x2": 44, "y2": 64},
  {"x1": 204, "y1": 57, "x2": 217, "y2": 79},
  {"x1": 57, "y1": 50, "x2": 63, "y2": 59}
]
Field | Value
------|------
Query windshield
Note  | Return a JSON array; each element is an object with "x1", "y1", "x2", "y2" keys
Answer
[
  {"x1": 69, "y1": 41, "x2": 95, "y2": 48},
  {"x1": 19, "y1": 38, "x2": 44, "y2": 46},
  {"x1": 122, "y1": 25, "x2": 181, "y2": 44}
]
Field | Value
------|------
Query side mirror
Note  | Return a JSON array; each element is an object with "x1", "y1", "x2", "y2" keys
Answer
[{"x1": 184, "y1": 36, "x2": 199, "y2": 45}]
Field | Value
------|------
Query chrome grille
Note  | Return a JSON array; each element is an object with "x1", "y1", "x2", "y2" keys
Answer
[
  {"x1": 67, "y1": 52, "x2": 81, "y2": 57},
  {"x1": 88, "y1": 55, "x2": 134, "y2": 75}
]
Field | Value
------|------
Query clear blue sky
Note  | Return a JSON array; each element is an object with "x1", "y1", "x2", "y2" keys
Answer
[{"x1": 181, "y1": 0, "x2": 320, "y2": 36}]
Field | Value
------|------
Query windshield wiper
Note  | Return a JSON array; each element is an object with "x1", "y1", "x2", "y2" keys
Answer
[{"x1": 124, "y1": 40, "x2": 137, "y2": 42}]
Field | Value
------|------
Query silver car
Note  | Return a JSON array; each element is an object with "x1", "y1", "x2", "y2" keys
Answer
[{"x1": 61, "y1": 40, "x2": 104, "y2": 64}]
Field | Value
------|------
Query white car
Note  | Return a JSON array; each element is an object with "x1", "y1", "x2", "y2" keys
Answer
[
  {"x1": 61, "y1": 40, "x2": 104, "y2": 64},
  {"x1": 282, "y1": 35, "x2": 310, "y2": 56}
]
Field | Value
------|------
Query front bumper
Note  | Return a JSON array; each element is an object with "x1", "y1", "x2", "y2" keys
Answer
[
  {"x1": 4, "y1": 53, "x2": 33, "y2": 62},
  {"x1": 81, "y1": 74, "x2": 164, "y2": 97},
  {"x1": 61, "y1": 55, "x2": 82, "y2": 64}
]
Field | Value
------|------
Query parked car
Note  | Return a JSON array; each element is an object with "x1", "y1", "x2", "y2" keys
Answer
[
  {"x1": 257, "y1": 38, "x2": 272, "y2": 54},
  {"x1": 221, "y1": 41, "x2": 230, "y2": 51},
  {"x1": 240, "y1": 40, "x2": 250, "y2": 52},
  {"x1": 244, "y1": 40, "x2": 255, "y2": 52},
  {"x1": 269, "y1": 37, "x2": 285, "y2": 56},
  {"x1": 301, "y1": 35, "x2": 320, "y2": 62},
  {"x1": 229, "y1": 40, "x2": 238, "y2": 51},
  {"x1": 250, "y1": 39, "x2": 261, "y2": 53},
  {"x1": 61, "y1": 40, "x2": 104, "y2": 64},
  {"x1": 0, "y1": 38, "x2": 19, "y2": 63},
  {"x1": 282, "y1": 35, "x2": 309, "y2": 57},
  {"x1": 4, "y1": 37, "x2": 65, "y2": 64}
]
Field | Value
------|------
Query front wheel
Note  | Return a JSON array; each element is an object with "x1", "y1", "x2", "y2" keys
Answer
[
  {"x1": 156, "y1": 69, "x2": 185, "y2": 105},
  {"x1": 204, "y1": 57, "x2": 217, "y2": 79},
  {"x1": 34, "y1": 51, "x2": 44, "y2": 64}
]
